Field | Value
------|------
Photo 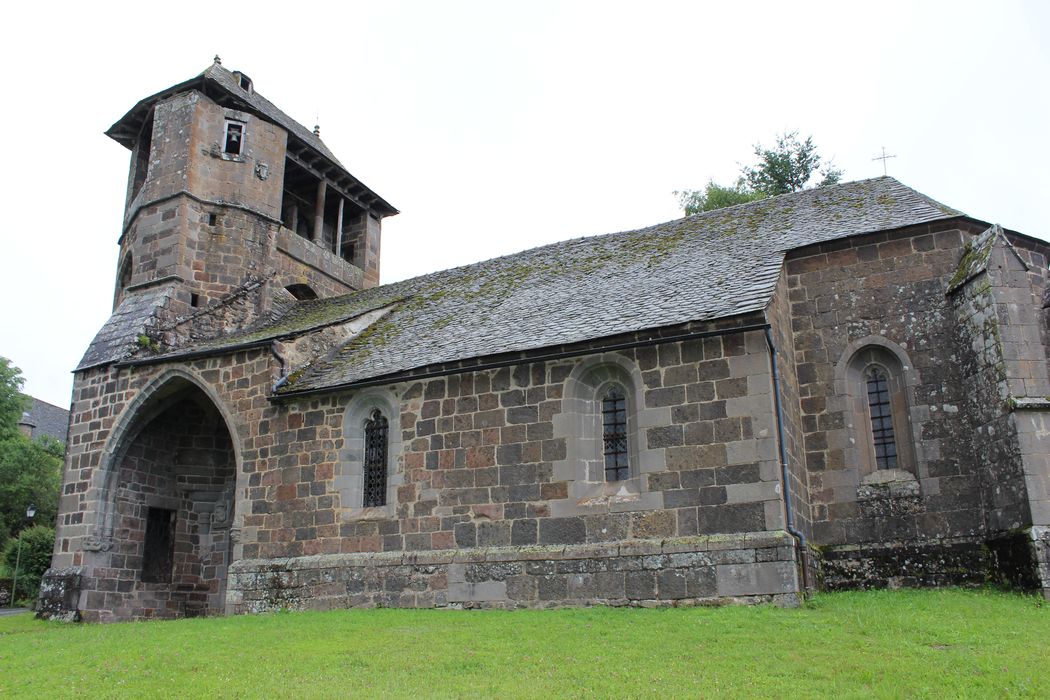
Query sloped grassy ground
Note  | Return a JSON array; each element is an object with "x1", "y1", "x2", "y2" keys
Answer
[{"x1": 0, "y1": 589, "x2": 1046, "y2": 698}]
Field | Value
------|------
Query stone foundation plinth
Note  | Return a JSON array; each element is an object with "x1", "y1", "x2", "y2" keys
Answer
[
  {"x1": 37, "y1": 567, "x2": 83, "y2": 622},
  {"x1": 1030, "y1": 526, "x2": 1050, "y2": 600},
  {"x1": 817, "y1": 533, "x2": 1050, "y2": 592},
  {"x1": 227, "y1": 532, "x2": 801, "y2": 612}
]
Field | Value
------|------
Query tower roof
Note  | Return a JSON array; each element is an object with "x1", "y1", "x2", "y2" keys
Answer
[{"x1": 105, "y1": 61, "x2": 397, "y2": 217}]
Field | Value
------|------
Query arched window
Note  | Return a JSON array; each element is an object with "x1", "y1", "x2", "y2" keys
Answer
[
  {"x1": 837, "y1": 341, "x2": 918, "y2": 476},
  {"x1": 363, "y1": 409, "x2": 389, "y2": 507},
  {"x1": 338, "y1": 389, "x2": 402, "y2": 517},
  {"x1": 285, "y1": 284, "x2": 318, "y2": 301},
  {"x1": 119, "y1": 254, "x2": 133, "y2": 290},
  {"x1": 553, "y1": 353, "x2": 669, "y2": 497},
  {"x1": 864, "y1": 366, "x2": 897, "y2": 469},
  {"x1": 601, "y1": 387, "x2": 629, "y2": 481}
]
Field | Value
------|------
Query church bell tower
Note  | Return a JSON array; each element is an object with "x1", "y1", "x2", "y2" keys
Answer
[{"x1": 105, "y1": 57, "x2": 397, "y2": 317}]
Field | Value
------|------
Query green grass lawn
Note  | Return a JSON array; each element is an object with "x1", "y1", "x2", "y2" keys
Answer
[{"x1": 0, "y1": 589, "x2": 1046, "y2": 698}]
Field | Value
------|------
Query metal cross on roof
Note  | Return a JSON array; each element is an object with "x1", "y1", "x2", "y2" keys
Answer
[{"x1": 873, "y1": 146, "x2": 897, "y2": 176}]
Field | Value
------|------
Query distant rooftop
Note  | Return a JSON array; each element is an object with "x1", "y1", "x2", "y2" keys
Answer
[{"x1": 19, "y1": 396, "x2": 69, "y2": 444}]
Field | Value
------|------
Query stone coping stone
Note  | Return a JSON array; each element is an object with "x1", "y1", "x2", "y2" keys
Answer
[
  {"x1": 229, "y1": 531, "x2": 795, "y2": 574},
  {"x1": 818, "y1": 533, "x2": 989, "y2": 555},
  {"x1": 1012, "y1": 397, "x2": 1050, "y2": 411}
]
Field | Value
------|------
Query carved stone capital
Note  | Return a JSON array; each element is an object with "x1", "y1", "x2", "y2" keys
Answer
[{"x1": 83, "y1": 534, "x2": 114, "y2": 552}]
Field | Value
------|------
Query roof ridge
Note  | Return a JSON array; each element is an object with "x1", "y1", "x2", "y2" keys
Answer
[
  {"x1": 98, "y1": 175, "x2": 967, "y2": 389},
  {"x1": 29, "y1": 396, "x2": 68, "y2": 411},
  {"x1": 372, "y1": 176, "x2": 960, "y2": 294},
  {"x1": 673, "y1": 175, "x2": 908, "y2": 222}
]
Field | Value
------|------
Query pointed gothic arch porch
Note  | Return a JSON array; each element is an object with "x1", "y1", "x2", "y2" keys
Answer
[{"x1": 89, "y1": 371, "x2": 241, "y2": 618}]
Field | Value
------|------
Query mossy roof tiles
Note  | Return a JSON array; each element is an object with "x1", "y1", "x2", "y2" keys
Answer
[
  {"x1": 77, "y1": 285, "x2": 175, "y2": 371},
  {"x1": 270, "y1": 176, "x2": 960, "y2": 393},
  {"x1": 83, "y1": 177, "x2": 962, "y2": 390}
]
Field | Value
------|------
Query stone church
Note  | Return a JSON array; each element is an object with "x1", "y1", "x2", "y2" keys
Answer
[{"x1": 40, "y1": 61, "x2": 1050, "y2": 621}]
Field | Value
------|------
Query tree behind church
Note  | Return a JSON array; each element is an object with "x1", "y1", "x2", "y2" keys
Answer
[
  {"x1": 0, "y1": 358, "x2": 62, "y2": 547},
  {"x1": 677, "y1": 131, "x2": 843, "y2": 215}
]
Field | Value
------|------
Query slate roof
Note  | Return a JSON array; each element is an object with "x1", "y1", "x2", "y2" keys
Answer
[
  {"x1": 105, "y1": 61, "x2": 397, "y2": 217},
  {"x1": 162, "y1": 292, "x2": 407, "y2": 358},
  {"x1": 19, "y1": 397, "x2": 70, "y2": 444},
  {"x1": 78, "y1": 285, "x2": 175, "y2": 370},
  {"x1": 143, "y1": 176, "x2": 960, "y2": 395}
]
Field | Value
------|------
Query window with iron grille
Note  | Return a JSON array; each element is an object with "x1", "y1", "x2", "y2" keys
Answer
[
  {"x1": 865, "y1": 366, "x2": 897, "y2": 469},
  {"x1": 602, "y1": 388, "x2": 629, "y2": 481},
  {"x1": 363, "y1": 409, "x2": 388, "y2": 507}
]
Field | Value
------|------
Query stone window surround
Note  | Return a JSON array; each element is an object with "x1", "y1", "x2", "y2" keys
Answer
[
  {"x1": 552, "y1": 353, "x2": 667, "y2": 514},
  {"x1": 337, "y1": 388, "x2": 404, "y2": 520},
  {"x1": 219, "y1": 109, "x2": 251, "y2": 162},
  {"x1": 834, "y1": 336, "x2": 924, "y2": 491}
]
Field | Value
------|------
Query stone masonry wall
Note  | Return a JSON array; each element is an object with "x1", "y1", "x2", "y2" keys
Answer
[
  {"x1": 229, "y1": 533, "x2": 799, "y2": 612},
  {"x1": 789, "y1": 222, "x2": 1050, "y2": 591},
  {"x1": 766, "y1": 265, "x2": 817, "y2": 586},
  {"x1": 988, "y1": 239, "x2": 1050, "y2": 533},
  {"x1": 950, "y1": 246, "x2": 1028, "y2": 536},
  {"x1": 986, "y1": 236, "x2": 1050, "y2": 597},
  {"x1": 241, "y1": 330, "x2": 785, "y2": 560},
  {"x1": 89, "y1": 398, "x2": 235, "y2": 619},
  {"x1": 188, "y1": 97, "x2": 287, "y2": 221},
  {"x1": 49, "y1": 323, "x2": 803, "y2": 619},
  {"x1": 767, "y1": 267, "x2": 811, "y2": 536},
  {"x1": 786, "y1": 221, "x2": 1002, "y2": 586},
  {"x1": 940, "y1": 233, "x2": 1050, "y2": 594},
  {"x1": 115, "y1": 88, "x2": 371, "y2": 318},
  {"x1": 227, "y1": 327, "x2": 799, "y2": 610},
  {"x1": 50, "y1": 349, "x2": 275, "y2": 621}
]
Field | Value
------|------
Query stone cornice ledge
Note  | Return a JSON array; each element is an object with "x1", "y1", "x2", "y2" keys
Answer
[
  {"x1": 229, "y1": 530, "x2": 795, "y2": 573},
  {"x1": 1011, "y1": 397, "x2": 1050, "y2": 411}
]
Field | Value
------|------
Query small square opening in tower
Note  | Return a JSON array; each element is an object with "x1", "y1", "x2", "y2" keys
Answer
[{"x1": 224, "y1": 121, "x2": 244, "y2": 156}]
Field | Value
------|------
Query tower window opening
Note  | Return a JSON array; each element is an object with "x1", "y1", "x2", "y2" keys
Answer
[
  {"x1": 224, "y1": 121, "x2": 244, "y2": 155},
  {"x1": 207, "y1": 213, "x2": 217, "y2": 226},
  {"x1": 285, "y1": 284, "x2": 317, "y2": 301},
  {"x1": 340, "y1": 240, "x2": 355, "y2": 264},
  {"x1": 119, "y1": 255, "x2": 133, "y2": 290},
  {"x1": 190, "y1": 293, "x2": 200, "y2": 308}
]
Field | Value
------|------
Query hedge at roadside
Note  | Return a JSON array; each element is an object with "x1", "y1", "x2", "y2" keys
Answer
[{"x1": 2, "y1": 526, "x2": 55, "y2": 603}]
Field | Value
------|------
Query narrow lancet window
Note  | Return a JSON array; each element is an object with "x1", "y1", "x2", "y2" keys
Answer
[
  {"x1": 119, "y1": 255, "x2": 133, "y2": 290},
  {"x1": 363, "y1": 409, "x2": 388, "y2": 507},
  {"x1": 865, "y1": 366, "x2": 897, "y2": 469},
  {"x1": 602, "y1": 388, "x2": 629, "y2": 481}
]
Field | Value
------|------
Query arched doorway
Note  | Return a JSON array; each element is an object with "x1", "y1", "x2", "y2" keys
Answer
[{"x1": 107, "y1": 376, "x2": 237, "y2": 618}]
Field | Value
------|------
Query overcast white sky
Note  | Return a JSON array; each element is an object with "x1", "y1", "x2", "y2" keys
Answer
[{"x1": 1, "y1": 1, "x2": 1048, "y2": 407}]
